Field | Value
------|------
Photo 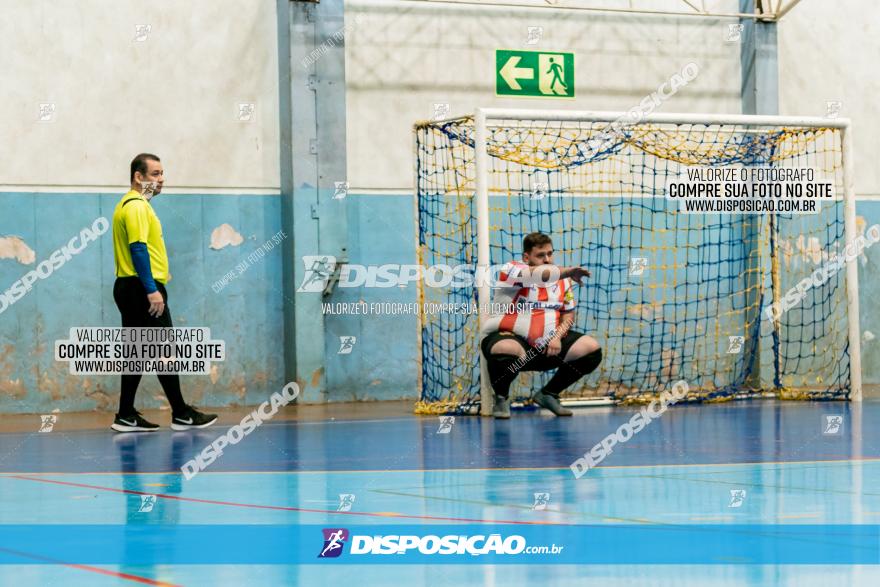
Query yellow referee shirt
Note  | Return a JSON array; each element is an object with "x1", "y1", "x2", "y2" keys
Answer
[{"x1": 112, "y1": 189, "x2": 170, "y2": 283}]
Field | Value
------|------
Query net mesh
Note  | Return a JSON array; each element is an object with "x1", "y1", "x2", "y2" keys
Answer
[{"x1": 415, "y1": 116, "x2": 852, "y2": 414}]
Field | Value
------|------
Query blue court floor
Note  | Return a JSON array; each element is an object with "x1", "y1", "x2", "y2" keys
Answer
[{"x1": 1, "y1": 400, "x2": 879, "y2": 586}]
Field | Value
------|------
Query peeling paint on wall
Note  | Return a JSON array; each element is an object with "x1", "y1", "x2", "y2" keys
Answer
[
  {"x1": 659, "y1": 348, "x2": 680, "y2": 380},
  {"x1": 627, "y1": 301, "x2": 664, "y2": 321},
  {"x1": 0, "y1": 345, "x2": 27, "y2": 399},
  {"x1": 780, "y1": 216, "x2": 874, "y2": 270},
  {"x1": 209, "y1": 224, "x2": 244, "y2": 250},
  {"x1": 311, "y1": 367, "x2": 324, "y2": 388},
  {"x1": 0, "y1": 236, "x2": 36, "y2": 264}
]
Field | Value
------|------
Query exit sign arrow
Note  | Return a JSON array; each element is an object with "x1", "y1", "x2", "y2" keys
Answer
[{"x1": 499, "y1": 56, "x2": 534, "y2": 90}]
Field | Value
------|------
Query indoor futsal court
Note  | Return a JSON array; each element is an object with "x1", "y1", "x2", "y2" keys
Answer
[{"x1": 2, "y1": 0, "x2": 879, "y2": 586}]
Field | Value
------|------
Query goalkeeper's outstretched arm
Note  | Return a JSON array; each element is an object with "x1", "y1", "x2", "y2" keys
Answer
[{"x1": 505, "y1": 264, "x2": 591, "y2": 286}]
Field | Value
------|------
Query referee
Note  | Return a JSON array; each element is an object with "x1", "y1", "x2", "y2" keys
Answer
[{"x1": 109, "y1": 153, "x2": 217, "y2": 432}]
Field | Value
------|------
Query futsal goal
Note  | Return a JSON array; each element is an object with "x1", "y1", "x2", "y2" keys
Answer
[{"x1": 414, "y1": 108, "x2": 861, "y2": 415}]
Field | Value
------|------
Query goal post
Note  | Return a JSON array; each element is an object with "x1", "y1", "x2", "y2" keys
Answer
[{"x1": 414, "y1": 108, "x2": 861, "y2": 414}]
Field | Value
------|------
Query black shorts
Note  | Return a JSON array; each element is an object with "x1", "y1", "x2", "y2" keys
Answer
[
  {"x1": 113, "y1": 277, "x2": 173, "y2": 328},
  {"x1": 481, "y1": 330, "x2": 585, "y2": 372}
]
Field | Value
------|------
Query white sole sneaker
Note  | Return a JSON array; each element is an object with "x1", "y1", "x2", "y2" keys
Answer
[
  {"x1": 170, "y1": 417, "x2": 218, "y2": 431},
  {"x1": 110, "y1": 423, "x2": 159, "y2": 433}
]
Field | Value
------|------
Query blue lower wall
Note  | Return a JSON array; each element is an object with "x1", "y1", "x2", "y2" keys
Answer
[
  {"x1": 1, "y1": 191, "x2": 879, "y2": 413},
  {"x1": 0, "y1": 193, "x2": 286, "y2": 414}
]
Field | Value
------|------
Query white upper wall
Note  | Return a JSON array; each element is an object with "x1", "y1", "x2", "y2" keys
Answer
[
  {"x1": 4, "y1": 0, "x2": 871, "y2": 197},
  {"x1": 778, "y1": 0, "x2": 878, "y2": 197},
  {"x1": 345, "y1": 0, "x2": 743, "y2": 190},
  {"x1": 0, "y1": 0, "x2": 280, "y2": 190}
]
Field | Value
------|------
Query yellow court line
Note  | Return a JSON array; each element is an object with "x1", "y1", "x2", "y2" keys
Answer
[{"x1": 0, "y1": 456, "x2": 878, "y2": 477}]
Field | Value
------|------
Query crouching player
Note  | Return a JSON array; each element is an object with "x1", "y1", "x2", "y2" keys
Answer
[{"x1": 480, "y1": 232, "x2": 602, "y2": 418}]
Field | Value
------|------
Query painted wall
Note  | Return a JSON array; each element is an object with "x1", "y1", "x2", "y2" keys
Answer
[
  {"x1": 0, "y1": 0, "x2": 288, "y2": 413},
  {"x1": 345, "y1": 0, "x2": 743, "y2": 190},
  {"x1": 0, "y1": 0, "x2": 280, "y2": 189},
  {"x1": 2, "y1": 0, "x2": 880, "y2": 413},
  {"x1": 0, "y1": 193, "x2": 285, "y2": 414},
  {"x1": 778, "y1": 0, "x2": 879, "y2": 197}
]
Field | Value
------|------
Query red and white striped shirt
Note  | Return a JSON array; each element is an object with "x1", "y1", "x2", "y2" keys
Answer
[{"x1": 481, "y1": 261, "x2": 577, "y2": 347}]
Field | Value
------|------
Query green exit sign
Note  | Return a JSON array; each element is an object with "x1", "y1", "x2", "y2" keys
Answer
[{"x1": 496, "y1": 49, "x2": 575, "y2": 98}]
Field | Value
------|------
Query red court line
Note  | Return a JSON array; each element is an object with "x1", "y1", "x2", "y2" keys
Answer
[
  {"x1": 10, "y1": 474, "x2": 566, "y2": 526},
  {"x1": 0, "y1": 546, "x2": 180, "y2": 587}
]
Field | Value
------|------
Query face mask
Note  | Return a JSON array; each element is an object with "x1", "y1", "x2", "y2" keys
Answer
[{"x1": 139, "y1": 180, "x2": 159, "y2": 201}]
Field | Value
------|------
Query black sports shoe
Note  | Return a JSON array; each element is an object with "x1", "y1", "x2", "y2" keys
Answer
[
  {"x1": 170, "y1": 406, "x2": 218, "y2": 430},
  {"x1": 111, "y1": 411, "x2": 160, "y2": 432},
  {"x1": 532, "y1": 391, "x2": 574, "y2": 417},
  {"x1": 492, "y1": 394, "x2": 511, "y2": 419}
]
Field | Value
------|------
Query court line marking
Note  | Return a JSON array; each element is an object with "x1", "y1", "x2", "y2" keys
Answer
[
  {"x1": 7, "y1": 475, "x2": 567, "y2": 526},
  {"x1": 0, "y1": 416, "x2": 432, "y2": 438},
  {"x1": 1, "y1": 456, "x2": 877, "y2": 477},
  {"x1": 0, "y1": 546, "x2": 180, "y2": 587},
  {"x1": 621, "y1": 471, "x2": 880, "y2": 497},
  {"x1": 361, "y1": 489, "x2": 879, "y2": 552},
  {"x1": 8, "y1": 476, "x2": 874, "y2": 554},
  {"x1": 367, "y1": 488, "x2": 659, "y2": 525}
]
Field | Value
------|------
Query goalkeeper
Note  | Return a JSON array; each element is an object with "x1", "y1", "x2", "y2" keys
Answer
[{"x1": 480, "y1": 232, "x2": 602, "y2": 418}]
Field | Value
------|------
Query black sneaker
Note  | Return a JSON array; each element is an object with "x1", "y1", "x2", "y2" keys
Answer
[
  {"x1": 492, "y1": 395, "x2": 511, "y2": 419},
  {"x1": 170, "y1": 406, "x2": 218, "y2": 430},
  {"x1": 532, "y1": 391, "x2": 573, "y2": 417},
  {"x1": 111, "y1": 411, "x2": 160, "y2": 432}
]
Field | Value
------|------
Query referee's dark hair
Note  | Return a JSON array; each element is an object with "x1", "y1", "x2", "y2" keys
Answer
[
  {"x1": 523, "y1": 232, "x2": 552, "y2": 253},
  {"x1": 130, "y1": 153, "x2": 161, "y2": 182}
]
